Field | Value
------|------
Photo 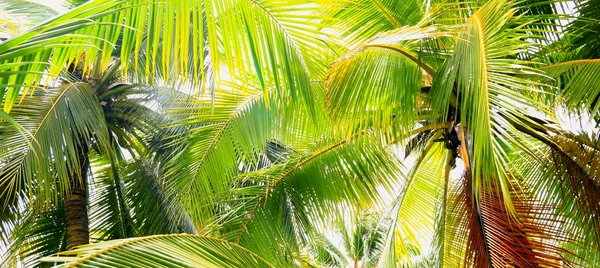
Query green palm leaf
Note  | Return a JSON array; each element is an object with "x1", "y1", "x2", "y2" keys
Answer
[
  {"x1": 88, "y1": 153, "x2": 135, "y2": 241},
  {"x1": 308, "y1": 233, "x2": 349, "y2": 268},
  {"x1": 162, "y1": 83, "x2": 328, "y2": 227},
  {"x1": 0, "y1": 82, "x2": 110, "y2": 208},
  {"x1": 41, "y1": 234, "x2": 273, "y2": 268},
  {"x1": 377, "y1": 135, "x2": 447, "y2": 267},
  {"x1": 542, "y1": 59, "x2": 600, "y2": 116},
  {"x1": 0, "y1": 0, "x2": 59, "y2": 39},
  {"x1": 324, "y1": 0, "x2": 427, "y2": 46},
  {"x1": 325, "y1": 25, "x2": 445, "y2": 138},
  {"x1": 431, "y1": 0, "x2": 547, "y2": 212},
  {"x1": 0, "y1": 0, "x2": 333, "y2": 115},
  {"x1": 1, "y1": 205, "x2": 66, "y2": 267},
  {"x1": 515, "y1": 128, "x2": 600, "y2": 266},
  {"x1": 123, "y1": 159, "x2": 197, "y2": 236},
  {"x1": 218, "y1": 137, "x2": 400, "y2": 265},
  {"x1": 567, "y1": 0, "x2": 600, "y2": 59}
]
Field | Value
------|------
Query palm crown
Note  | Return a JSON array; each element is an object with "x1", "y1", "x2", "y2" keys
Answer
[{"x1": 0, "y1": 0, "x2": 599, "y2": 267}]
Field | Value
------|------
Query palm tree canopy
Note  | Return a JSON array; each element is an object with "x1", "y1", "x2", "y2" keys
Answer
[{"x1": 1, "y1": 0, "x2": 600, "y2": 267}]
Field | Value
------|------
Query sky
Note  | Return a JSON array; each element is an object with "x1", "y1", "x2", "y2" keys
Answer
[{"x1": 28, "y1": 0, "x2": 68, "y2": 13}]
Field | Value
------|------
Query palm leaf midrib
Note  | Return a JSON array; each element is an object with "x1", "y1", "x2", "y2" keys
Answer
[{"x1": 235, "y1": 137, "x2": 350, "y2": 243}]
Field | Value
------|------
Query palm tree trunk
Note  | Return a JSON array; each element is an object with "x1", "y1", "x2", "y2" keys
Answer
[{"x1": 64, "y1": 140, "x2": 90, "y2": 249}]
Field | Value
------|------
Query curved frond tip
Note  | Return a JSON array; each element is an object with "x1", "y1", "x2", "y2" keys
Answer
[{"x1": 41, "y1": 234, "x2": 273, "y2": 268}]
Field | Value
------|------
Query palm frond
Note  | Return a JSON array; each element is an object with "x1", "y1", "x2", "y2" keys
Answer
[
  {"x1": 60, "y1": 0, "x2": 90, "y2": 10},
  {"x1": 0, "y1": 82, "x2": 110, "y2": 208},
  {"x1": 124, "y1": 159, "x2": 197, "y2": 236},
  {"x1": 0, "y1": 110, "x2": 27, "y2": 140},
  {"x1": 325, "y1": 24, "x2": 447, "y2": 138},
  {"x1": 343, "y1": 212, "x2": 385, "y2": 265},
  {"x1": 1, "y1": 204, "x2": 66, "y2": 267},
  {"x1": 41, "y1": 234, "x2": 273, "y2": 268},
  {"x1": 0, "y1": 0, "x2": 58, "y2": 39},
  {"x1": 516, "y1": 128, "x2": 600, "y2": 266},
  {"x1": 308, "y1": 233, "x2": 349, "y2": 268},
  {"x1": 88, "y1": 153, "x2": 135, "y2": 241},
  {"x1": 102, "y1": 85, "x2": 164, "y2": 155},
  {"x1": 376, "y1": 134, "x2": 447, "y2": 267},
  {"x1": 444, "y1": 169, "x2": 569, "y2": 267},
  {"x1": 430, "y1": 0, "x2": 549, "y2": 212},
  {"x1": 217, "y1": 137, "x2": 400, "y2": 265},
  {"x1": 513, "y1": 0, "x2": 569, "y2": 44},
  {"x1": 567, "y1": 0, "x2": 600, "y2": 59},
  {"x1": 323, "y1": 0, "x2": 429, "y2": 46},
  {"x1": 0, "y1": 0, "x2": 333, "y2": 114},
  {"x1": 162, "y1": 83, "x2": 329, "y2": 227},
  {"x1": 542, "y1": 59, "x2": 600, "y2": 116},
  {"x1": 545, "y1": 147, "x2": 600, "y2": 266}
]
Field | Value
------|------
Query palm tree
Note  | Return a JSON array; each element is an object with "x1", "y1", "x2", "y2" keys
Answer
[
  {"x1": 0, "y1": 57, "x2": 201, "y2": 265},
  {"x1": 308, "y1": 212, "x2": 386, "y2": 268},
  {"x1": 1, "y1": 1, "x2": 335, "y2": 266},
  {"x1": 324, "y1": 0, "x2": 600, "y2": 266},
  {"x1": 1, "y1": 0, "x2": 600, "y2": 267}
]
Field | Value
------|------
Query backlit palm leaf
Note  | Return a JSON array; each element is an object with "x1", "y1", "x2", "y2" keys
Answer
[
  {"x1": 123, "y1": 159, "x2": 197, "y2": 236},
  {"x1": 567, "y1": 0, "x2": 600, "y2": 59},
  {"x1": 343, "y1": 212, "x2": 385, "y2": 267},
  {"x1": 308, "y1": 234, "x2": 349, "y2": 268},
  {"x1": 516, "y1": 128, "x2": 600, "y2": 266},
  {"x1": 0, "y1": 82, "x2": 110, "y2": 208},
  {"x1": 162, "y1": 83, "x2": 329, "y2": 228},
  {"x1": 324, "y1": 0, "x2": 427, "y2": 46},
  {"x1": 542, "y1": 59, "x2": 600, "y2": 116},
  {"x1": 41, "y1": 234, "x2": 273, "y2": 268},
  {"x1": 1, "y1": 203, "x2": 66, "y2": 267},
  {"x1": 325, "y1": 25, "x2": 446, "y2": 139},
  {"x1": 0, "y1": 0, "x2": 333, "y2": 114},
  {"x1": 0, "y1": 0, "x2": 58, "y2": 39},
  {"x1": 218, "y1": 137, "x2": 400, "y2": 265},
  {"x1": 431, "y1": 0, "x2": 547, "y2": 211},
  {"x1": 0, "y1": 0, "x2": 599, "y2": 266},
  {"x1": 377, "y1": 135, "x2": 447, "y2": 267},
  {"x1": 443, "y1": 170, "x2": 568, "y2": 267},
  {"x1": 88, "y1": 153, "x2": 135, "y2": 241}
]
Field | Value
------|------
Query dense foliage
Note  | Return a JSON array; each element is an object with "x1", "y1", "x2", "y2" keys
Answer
[{"x1": 1, "y1": 0, "x2": 599, "y2": 267}]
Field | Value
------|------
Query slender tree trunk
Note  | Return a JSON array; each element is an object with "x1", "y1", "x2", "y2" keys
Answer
[{"x1": 64, "y1": 140, "x2": 90, "y2": 249}]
